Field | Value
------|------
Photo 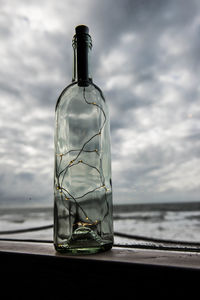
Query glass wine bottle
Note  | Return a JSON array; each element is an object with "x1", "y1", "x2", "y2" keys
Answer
[{"x1": 54, "y1": 25, "x2": 113, "y2": 254}]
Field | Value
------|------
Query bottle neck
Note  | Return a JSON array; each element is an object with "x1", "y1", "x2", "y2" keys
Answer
[{"x1": 72, "y1": 34, "x2": 92, "y2": 86}]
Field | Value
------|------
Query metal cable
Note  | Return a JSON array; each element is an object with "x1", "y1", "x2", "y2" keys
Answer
[
  {"x1": 1, "y1": 224, "x2": 200, "y2": 251},
  {"x1": 0, "y1": 224, "x2": 53, "y2": 235},
  {"x1": 0, "y1": 237, "x2": 199, "y2": 252}
]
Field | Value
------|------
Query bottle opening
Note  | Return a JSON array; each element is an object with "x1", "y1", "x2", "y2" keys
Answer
[{"x1": 75, "y1": 25, "x2": 89, "y2": 35}]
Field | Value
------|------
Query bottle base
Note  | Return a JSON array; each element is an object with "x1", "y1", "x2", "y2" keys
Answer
[
  {"x1": 54, "y1": 226, "x2": 113, "y2": 254},
  {"x1": 54, "y1": 242, "x2": 113, "y2": 255}
]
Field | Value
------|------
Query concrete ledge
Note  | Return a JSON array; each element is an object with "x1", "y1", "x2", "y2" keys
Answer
[{"x1": 1, "y1": 240, "x2": 200, "y2": 296}]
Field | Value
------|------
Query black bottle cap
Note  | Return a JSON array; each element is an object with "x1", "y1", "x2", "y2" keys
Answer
[
  {"x1": 75, "y1": 25, "x2": 89, "y2": 35},
  {"x1": 74, "y1": 25, "x2": 91, "y2": 87}
]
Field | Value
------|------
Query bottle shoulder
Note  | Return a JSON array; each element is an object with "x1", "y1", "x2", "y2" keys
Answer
[
  {"x1": 55, "y1": 81, "x2": 106, "y2": 111},
  {"x1": 90, "y1": 82, "x2": 105, "y2": 102},
  {"x1": 55, "y1": 81, "x2": 77, "y2": 111}
]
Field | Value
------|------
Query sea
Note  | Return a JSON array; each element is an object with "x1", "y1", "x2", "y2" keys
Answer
[{"x1": 1, "y1": 202, "x2": 200, "y2": 246}]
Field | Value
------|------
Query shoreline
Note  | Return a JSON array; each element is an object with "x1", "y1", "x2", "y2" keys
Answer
[{"x1": 1, "y1": 201, "x2": 200, "y2": 215}]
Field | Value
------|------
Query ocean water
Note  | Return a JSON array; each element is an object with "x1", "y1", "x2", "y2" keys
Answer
[{"x1": 0, "y1": 205, "x2": 200, "y2": 245}]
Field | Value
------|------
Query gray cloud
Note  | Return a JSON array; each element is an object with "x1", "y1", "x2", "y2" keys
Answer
[{"x1": 0, "y1": 0, "x2": 200, "y2": 206}]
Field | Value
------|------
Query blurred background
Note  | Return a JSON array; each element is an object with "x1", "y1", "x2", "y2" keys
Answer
[{"x1": 0, "y1": 0, "x2": 200, "y2": 208}]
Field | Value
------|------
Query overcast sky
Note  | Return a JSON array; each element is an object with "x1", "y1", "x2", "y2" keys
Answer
[{"x1": 0, "y1": 0, "x2": 200, "y2": 206}]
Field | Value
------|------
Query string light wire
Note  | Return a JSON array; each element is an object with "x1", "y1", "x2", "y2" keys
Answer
[{"x1": 55, "y1": 87, "x2": 110, "y2": 229}]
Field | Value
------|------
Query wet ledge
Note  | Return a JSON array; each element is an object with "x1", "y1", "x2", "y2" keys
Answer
[{"x1": 1, "y1": 240, "x2": 200, "y2": 295}]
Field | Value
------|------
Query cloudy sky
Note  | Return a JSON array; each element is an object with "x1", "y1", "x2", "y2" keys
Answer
[{"x1": 0, "y1": 0, "x2": 200, "y2": 206}]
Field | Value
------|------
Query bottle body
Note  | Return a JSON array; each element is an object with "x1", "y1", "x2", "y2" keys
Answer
[{"x1": 54, "y1": 82, "x2": 113, "y2": 253}]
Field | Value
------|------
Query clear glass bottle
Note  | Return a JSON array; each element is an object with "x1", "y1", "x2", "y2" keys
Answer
[{"x1": 54, "y1": 25, "x2": 113, "y2": 254}]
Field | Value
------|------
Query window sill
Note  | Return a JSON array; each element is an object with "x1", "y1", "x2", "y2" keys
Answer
[{"x1": 0, "y1": 240, "x2": 200, "y2": 295}]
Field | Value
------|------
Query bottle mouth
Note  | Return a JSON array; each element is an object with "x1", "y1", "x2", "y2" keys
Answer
[
  {"x1": 75, "y1": 24, "x2": 89, "y2": 35},
  {"x1": 72, "y1": 25, "x2": 92, "y2": 49}
]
